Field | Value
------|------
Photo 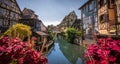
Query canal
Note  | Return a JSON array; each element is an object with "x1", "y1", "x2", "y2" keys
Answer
[{"x1": 46, "y1": 37, "x2": 84, "y2": 64}]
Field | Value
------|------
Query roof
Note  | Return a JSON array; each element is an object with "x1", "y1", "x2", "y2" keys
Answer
[
  {"x1": 72, "y1": 19, "x2": 81, "y2": 29},
  {"x1": 36, "y1": 31, "x2": 48, "y2": 36},
  {"x1": 79, "y1": 0, "x2": 91, "y2": 10},
  {"x1": 15, "y1": 0, "x2": 22, "y2": 14},
  {"x1": 73, "y1": 19, "x2": 81, "y2": 24}
]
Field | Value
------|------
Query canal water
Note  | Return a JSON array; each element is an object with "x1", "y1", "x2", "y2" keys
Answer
[{"x1": 46, "y1": 37, "x2": 83, "y2": 64}]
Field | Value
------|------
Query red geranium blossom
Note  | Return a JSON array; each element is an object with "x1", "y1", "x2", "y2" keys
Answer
[{"x1": 85, "y1": 38, "x2": 120, "y2": 64}]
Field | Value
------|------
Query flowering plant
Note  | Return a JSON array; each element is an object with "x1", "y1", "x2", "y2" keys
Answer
[
  {"x1": 85, "y1": 38, "x2": 120, "y2": 64},
  {"x1": 0, "y1": 36, "x2": 48, "y2": 64}
]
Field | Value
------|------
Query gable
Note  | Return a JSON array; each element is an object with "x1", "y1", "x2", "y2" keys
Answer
[{"x1": 0, "y1": 0, "x2": 22, "y2": 14}]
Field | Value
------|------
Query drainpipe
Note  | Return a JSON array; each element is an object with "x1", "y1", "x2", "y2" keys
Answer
[
  {"x1": 106, "y1": 0, "x2": 109, "y2": 35},
  {"x1": 113, "y1": 2, "x2": 118, "y2": 35},
  {"x1": 81, "y1": 10, "x2": 84, "y2": 44}
]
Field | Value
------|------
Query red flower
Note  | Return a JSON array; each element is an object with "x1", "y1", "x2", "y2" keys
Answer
[
  {"x1": 108, "y1": 56, "x2": 116, "y2": 62},
  {"x1": 112, "y1": 45, "x2": 120, "y2": 53},
  {"x1": 100, "y1": 59, "x2": 109, "y2": 64},
  {"x1": 0, "y1": 36, "x2": 48, "y2": 64},
  {"x1": 85, "y1": 38, "x2": 120, "y2": 64}
]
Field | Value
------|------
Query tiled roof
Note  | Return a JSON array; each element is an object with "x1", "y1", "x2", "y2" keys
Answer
[{"x1": 36, "y1": 31, "x2": 48, "y2": 36}]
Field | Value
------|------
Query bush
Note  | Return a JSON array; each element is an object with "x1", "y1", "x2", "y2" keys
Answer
[{"x1": 85, "y1": 38, "x2": 120, "y2": 64}]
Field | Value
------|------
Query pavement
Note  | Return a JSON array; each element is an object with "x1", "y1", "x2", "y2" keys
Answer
[
  {"x1": 83, "y1": 38, "x2": 94, "y2": 44},
  {"x1": 79, "y1": 38, "x2": 95, "y2": 47}
]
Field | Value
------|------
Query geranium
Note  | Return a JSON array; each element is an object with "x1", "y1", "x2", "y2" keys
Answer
[
  {"x1": 85, "y1": 38, "x2": 120, "y2": 64},
  {"x1": 0, "y1": 36, "x2": 48, "y2": 64}
]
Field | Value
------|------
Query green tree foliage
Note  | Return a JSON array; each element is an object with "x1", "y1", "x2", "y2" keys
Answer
[
  {"x1": 66, "y1": 28, "x2": 77, "y2": 43},
  {"x1": 48, "y1": 31, "x2": 53, "y2": 40},
  {"x1": 47, "y1": 25, "x2": 54, "y2": 41},
  {"x1": 3, "y1": 23, "x2": 32, "y2": 39},
  {"x1": 76, "y1": 31, "x2": 82, "y2": 37},
  {"x1": 66, "y1": 28, "x2": 82, "y2": 43},
  {"x1": 60, "y1": 32, "x2": 66, "y2": 37}
]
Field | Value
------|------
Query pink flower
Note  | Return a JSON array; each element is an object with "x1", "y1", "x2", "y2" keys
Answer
[
  {"x1": 0, "y1": 36, "x2": 48, "y2": 64},
  {"x1": 85, "y1": 38, "x2": 120, "y2": 64},
  {"x1": 112, "y1": 45, "x2": 120, "y2": 53},
  {"x1": 97, "y1": 49, "x2": 102, "y2": 55},
  {"x1": 6, "y1": 46, "x2": 12, "y2": 53},
  {"x1": 108, "y1": 56, "x2": 116, "y2": 62},
  {"x1": 100, "y1": 59, "x2": 109, "y2": 64},
  {"x1": 86, "y1": 60, "x2": 99, "y2": 64}
]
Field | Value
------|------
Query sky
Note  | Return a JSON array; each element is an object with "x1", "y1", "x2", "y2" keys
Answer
[{"x1": 17, "y1": 0, "x2": 87, "y2": 26}]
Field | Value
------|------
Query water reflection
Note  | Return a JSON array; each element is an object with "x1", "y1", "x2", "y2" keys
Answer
[
  {"x1": 46, "y1": 43, "x2": 70, "y2": 64},
  {"x1": 46, "y1": 37, "x2": 83, "y2": 64}
]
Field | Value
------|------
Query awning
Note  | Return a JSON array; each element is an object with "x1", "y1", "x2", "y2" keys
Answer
[{"x1": 36, "y1": 31, "x2": 48, "y2": 36}]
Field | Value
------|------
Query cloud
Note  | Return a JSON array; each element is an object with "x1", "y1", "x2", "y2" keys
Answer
[{"x1": 42, "y1": 20, "x2": 61, "y2": 26}]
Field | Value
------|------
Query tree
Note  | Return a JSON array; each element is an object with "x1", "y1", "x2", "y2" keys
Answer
[
  {"x1": 76, "y1": 31, "x2": 82, "y2": 37},
  {"x1": 66, "y1": 28, "x2": 77, "y2": 43},
  {"x1": 47, "y1": 25, "x2": 54, "y2": 41}
]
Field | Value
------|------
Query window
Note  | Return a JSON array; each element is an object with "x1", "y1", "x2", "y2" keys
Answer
[
  {"x1": 99, "y1": 0, "x2": 106, "y2": 8},
  {"x1": 100, "y1": 14, "x2": 106, "y2": 23},
  {"x1": 0, "y1": 19, "x2": 3, "y2": 26},
  {"x1": 6, "y1": 10, "x2": 9, "y2": 16},
  {"x1": 3, "y1": 19, "x2": 9, "y2": 26},
  {"x1": 83, "y1": 7, "x2": 86, "y2": 13},
  {"x1": 10, "y1": 12, "x2": 14, "y2": 19},
  {"x1": 71, "y1": 19, "x2": 73, "y2": 22},
  {"x1": 13, "y1": 13, "x2": 16, "y2": 18},
  {"x1": 100, "y1": 0, "x2": 104, "y2": 6},
  {"x1": 89, "y1": 1, "x2": 94, "y2": 11},
  {"x1": 0, "y1": 8, "x2": 2, "y2": 14},
  {"x1": 16, "y1": 14, "x2": 18, "y2": 19},
  {"x1": 86, "y1": 5, "x2": 88, "y2": 12},
  {"x1": 94, "y1": 0, "x2": 97, "y2": 8},
  {"x1": 111, "y1": 0, "x2": 115, "y2": 4},
  {"x1": 0, "y1": 0, "x2": 2, "y2": 4},
  {"x1": 108, "y1": 0, "x2": 115, "y2": 8},
  {"x1": 11, "y1": 0, "x2": 15, "y2": 2},
  {"x1": 3, "y1": 9, "x2": 6, "y2": 16},
  {"x1": 119, "y1": 4, "x2": 120, "y2": 9},
  {"x1": 4, "y1": 0, "x2": 9, "y2": 5}
]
